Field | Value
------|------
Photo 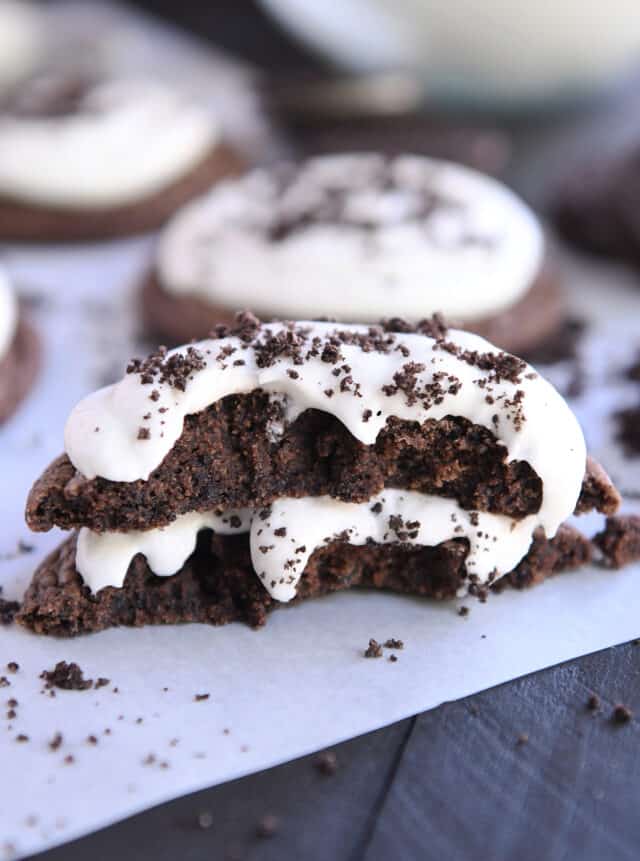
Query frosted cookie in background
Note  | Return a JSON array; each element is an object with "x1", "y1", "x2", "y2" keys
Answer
[
  {"x1": 142, "y1": 154, "x2": 562, "y2": 354},
  {"x1": 0, "y1": 1, "x2": 43, "y2": 93},
  {"x1": 0, "y1": 266, "x2": 40, "y2": 422},
  {"x1": 553, "y1": 140, "x2": 640, "y2": 266},
  {"x1": 0, "y1": 74, "x2": 243, "y2": 241}
]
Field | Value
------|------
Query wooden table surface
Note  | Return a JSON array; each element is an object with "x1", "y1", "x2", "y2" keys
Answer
[{"x1": 33, "y1": 3, "x2": 640, "y2": 859}]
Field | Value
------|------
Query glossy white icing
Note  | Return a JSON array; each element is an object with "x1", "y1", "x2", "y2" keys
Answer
[{"x1": 157, "y1": 154, "x2": 544, "y2": 321}]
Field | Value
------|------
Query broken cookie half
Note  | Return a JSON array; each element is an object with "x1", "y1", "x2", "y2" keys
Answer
[{"x1": 19, "y1": 314, "x2": 619, "y2": 636}]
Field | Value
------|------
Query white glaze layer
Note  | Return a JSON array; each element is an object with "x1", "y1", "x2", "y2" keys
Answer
[
  {"x1": 0, "y1": 266, "x2": 18, "y2": 362},
  {"x1": 77, "y1": 508, "x2": 251, "y2": 594},
  {"x1": 157, "y1": 154, "x2": 544, "y2": 322},
  {"x1": 64, "y1": 321, "x2": 586, "y2": 546},
  {"x1": 76, "y1": 490, "x2": 539, "y2": 601},
  {"x1": 0, "y1": 79, "x2": 218, "y2": 209}
]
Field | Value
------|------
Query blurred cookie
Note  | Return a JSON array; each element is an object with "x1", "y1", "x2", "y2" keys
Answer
[
  {"x1": 0, "y1": 74, "x2": 244, "y2": 241},
  {"x1": 142, "y1": 153, "x2": 562, "y2": 354},
  {"x1": 553, "y1": 143, "x2": 640, "y2": 262},
  {"x1": 0, "y1": 267, "x2": 40, "y2": 422}
]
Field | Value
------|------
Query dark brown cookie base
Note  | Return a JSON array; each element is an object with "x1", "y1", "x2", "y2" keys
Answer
[
  {"x1": 25, "y1": 381, "x2": 619, "y2": 535},
  {"x1": 23, "y1": 405, "x2": 548, "y2": 535},
  {"x1": 140, "y1": 265, "x2": 563, "y2": 357},
  {"x1": 0, "y1": 315, "x2": 40, "y2": 423},
  {"x1": 17, "y1": 524, "x2": 592, "y2": 637},
  {"x1": 0, "y1": 143, "x2": 243, "y2": 242}
]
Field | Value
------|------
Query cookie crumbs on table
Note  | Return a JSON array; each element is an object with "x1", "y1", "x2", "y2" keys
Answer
[
  {"x1": 0, "y1": 599, "x2": 19, "y2": 625},
  {"x1": 612, "y1": 705, "x2": 633, "y2": 725},
  {"x1": 256, "y1": 814, "x2": 280, "y2": 838},
  {"x1": 48, "y1": 732, "x2": 63, "y2": 751},
  {"x1": 40, "y1": 661, "x2": 92, "y2": 691},
  {"x1": 587, "y1": 695, "x2": 600, "y2": 712},
  {"x1": 593, "y1": 516, "x2": 640, "y2": 568},
  {"x1": 314, "y1": 751, "x2": 338, "y2": 776},
  {"x1": 364, "y1": 639, "x2": 383, "y2": 658}
]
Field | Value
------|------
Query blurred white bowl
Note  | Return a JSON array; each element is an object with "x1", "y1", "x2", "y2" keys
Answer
[{"x1": 260, "y1": 0, "x2": 640, "y2": 105}]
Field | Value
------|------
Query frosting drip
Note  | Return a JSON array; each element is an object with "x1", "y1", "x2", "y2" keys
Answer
[
  {"x1": 76, "y1": 490, "x2": 539, "y2": 601},
  {"x1": 0, "y1": 266, "x2": 18, "y2": 362},
  {"x1": 0, "y1": 78, "x2": 218, "y2": 208},
  {"x1": 157, "y1": 154, "x2": 544, "y2": 321},
  {"x1": 64, "y1": 320, "x2": 586, "y2": 543}
]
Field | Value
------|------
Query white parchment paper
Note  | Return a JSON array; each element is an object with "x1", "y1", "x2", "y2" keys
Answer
[{"x1": 0, "y1": 5, "x2": 640, "y2": 859}]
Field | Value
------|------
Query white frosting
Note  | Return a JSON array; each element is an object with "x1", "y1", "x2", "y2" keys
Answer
[
  {"x1": 76, "y1": 490, "x2": 540, "y2": 600},
  {"x1": 68, "y1": 320, "x2": 586, "y2": 601},
  {"x1": 0, "y1": 2, "x2": 42, "y2": 92},
  {"x1": 0, "y1": 79, "x2": 218, "y2": 209},
  {"x1": 77, "y1": 508, "x2": 252, "y2": 595},
  {"x1": 0, "y1": 266, "x2": 18, "y2": 362},
  {"x1": 65, "y1": 320, "x2": 585, "y2": 547},
  {"x1": 157, "y1": 154, "x2": 544, "y2": 322}
]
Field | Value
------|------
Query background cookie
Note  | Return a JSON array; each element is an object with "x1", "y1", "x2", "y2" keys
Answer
[
  {"x1": 0, "y1": 268, "x2": 39, "y2": 422},
  {"x1": 143, "y1": 154, "x2": 563, "y2": 354},
  {"x1": 0, "y1": 76, "x2": 244, "y2": 241}
]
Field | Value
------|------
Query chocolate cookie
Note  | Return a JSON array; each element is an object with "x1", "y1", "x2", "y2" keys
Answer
[
  {"x1": 0, "y1": 315, "x2": 40, "y2": 423},
  {"x1": 141, "y1": 154, "x2": 564, "y2": 354},
  {"x1": 17, "y1": 524, "x2": 592, "y2": 637},
  {"x1": 0, "y1": 75, "x2": 244, "y2": 241},
  {"x1": 553, "y1": 143, "x2": 640, "y2": 262},
  {"x1": 20, "y1": 314, "x2": 617, "y2": 635}
]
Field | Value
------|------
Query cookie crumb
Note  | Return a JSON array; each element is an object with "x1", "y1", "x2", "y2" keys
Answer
[
  {"x1": 194, "y1": 693, "x2": 210, "y2": 702},
  {"x1": 516, "y1": 733, "x2": 529, "y2": 746},
  {"x1": 256, "y1": 815, "x2": 279, "y2": 838},
  {"x1": 6, "y1": 662, "x2": 18, "y2": 674},
  {"x1": 40, "y1": 661, "x2": 92, "y2": 691},
  {"x1": 364, "y1": 639, "x2": 383, "y2": 658},
  {"x1": 383, "y1": 638, "x2": 404, "y2": 650},
  {"x1": 314, "y1": 751, "x2": 338, "y2": 776},
  {"x1": 587, "y1": 694, "x2": 600, "y2": 712},
  {"x1": 612, "y1": 704, "x2": 633, "y2": 725},
  {"x1": 48, "y1": 732, "x2": 63, "y2": 751}
]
